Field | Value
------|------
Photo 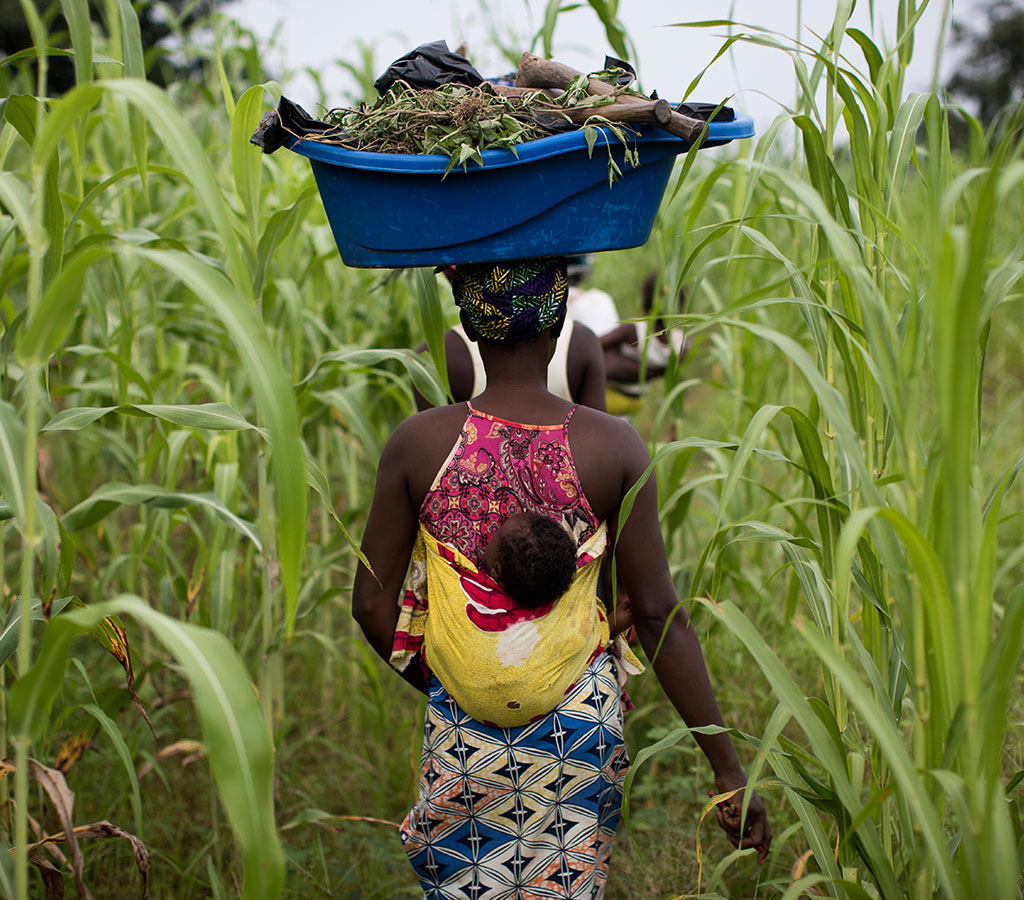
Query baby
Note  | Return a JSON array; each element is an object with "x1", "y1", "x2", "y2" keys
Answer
[
  {"x1": 483, "y1": 512, "x2": 634, "y2": 635},
  {"x1": 482, "y1": 512, "x2": 576, "y2": 609}
]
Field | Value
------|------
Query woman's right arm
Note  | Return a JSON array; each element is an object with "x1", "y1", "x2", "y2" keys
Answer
[
  {"x1": 611, "y1": 426, "x2": 772, "y2": 861},
  {"x1": 352, "y1": 420, "x2": 428, "y2": 693}
]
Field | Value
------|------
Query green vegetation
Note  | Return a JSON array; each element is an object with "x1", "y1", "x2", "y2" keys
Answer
[{"x1": 0, "y1": 0, "x2": 1022, "y2": 898}]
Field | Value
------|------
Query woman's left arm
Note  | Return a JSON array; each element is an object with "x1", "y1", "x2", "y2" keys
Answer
[{"x1": 352, "y1": 422, "x2": 427, "y2": 692}]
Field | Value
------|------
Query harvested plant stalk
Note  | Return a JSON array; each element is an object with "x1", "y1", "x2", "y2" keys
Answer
[{"x1": 306, "y1": 73, "x2": 645, "y2": 179}]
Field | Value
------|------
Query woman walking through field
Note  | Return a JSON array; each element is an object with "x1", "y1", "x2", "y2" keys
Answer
[{"x1": 353, "y1": 258, "x2": 770, "y2": 898}]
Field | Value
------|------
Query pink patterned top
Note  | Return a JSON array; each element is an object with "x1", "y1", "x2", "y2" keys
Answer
[
  {"x1": 419, "y1": 402, "x2": 601, "y2": 565},
  {"x1": 390, "y1": 403, "x2": 606, "y2": 667}
]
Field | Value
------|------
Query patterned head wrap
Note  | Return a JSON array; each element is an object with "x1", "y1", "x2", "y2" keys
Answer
[{"x1": 453, "y1": 258, "x2": 568, "y2": 342}]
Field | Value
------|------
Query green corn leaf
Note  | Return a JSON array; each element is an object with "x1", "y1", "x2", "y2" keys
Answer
[
  {"x1": 0, "y1": 171, "x2": 33, "y2": 239},
  {"x1": 312, "y1": 388, "x2": 382, "y2": 461},
  {"x1": 59, "y1": 0, "x2": 93, "y2": 85},
  {"x1": 5, "y1": 92, "x2": 65, "y2": 284},
  {"x1": 0, "y1": 400, "x2": 27, "y2": 523},
  {"x1": 621, "y1": 725, "x2": 690, "y2": 829},
  {"x1": 413, "y1": 268, "x2": 452, "y2": 403},
  {"x1": 847, "y1": 28, "x2": 883, "y2": 85},
  {"x1": 81, "y1": 702, "x2": 143, "y2": 835},
  {"x1": 797, "y1": 619, "x2": 964, "y2": 899},
  {"x1": 86, "y1": 81, "x2": 250, "y2": 289},
  {"x1": 253, "y1": 186, "x2": 316, "y2": 298},
  {"x1": 62, "y1": 482, "x2": 262, "y2": 551},
  {"x1": 0, "y1": 596, "x2": 74, "y2": 668},
  {"x1": 886, "y1": 92, "x2": 929, "y2": 217},
  {"x1": 584, "y1": 0, "x2": 630, "y2": 60},
  {"x1": 303, "y1": 453, "x2": 373, "y2": 574},
  {"x1": 16, "y1": 243, "x2": 107, "y2": 365},
  {"x1": 540, "y1": 0, "x2": 561, "y2": 58},
  {"x1": 300, "y1": 347, "x2": 446, "y2": 409},
  {"x1": 979, "y1": 584, "x2": 1024, "y2": 782},
  {"x1": 231, "y1": 84, "x2": 266, "y2": 242},
  {"x1": 29, "y1": 85, "x2": 100, "y2": 174},
  {"x1": 57, "y1": 519, "x2": 75, "y2": 590},
  {"x1": 214, "y1": 39, "x2": 236, "y2": 120},
  {"x1": 115, "y1": 0, "x2": 148, "y2": 183},
  {"x1": 43, "y1": 402, "x2": 262, "y2": 434},
  {"x1": 715, "y1": 404, "x2": 781, "y2": 530},
  {"x1": 130, "y1": 246, "x2": 304, "y2": 633},
  {"x1": 8, "y1": 596, "x2": 284, "y2": 899},
  {"x1": 701, "y1": 599, "x2": 902, "y2": 897}
]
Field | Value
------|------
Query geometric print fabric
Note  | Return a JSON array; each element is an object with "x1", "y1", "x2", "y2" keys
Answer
[
  {"x1": 453, "y1": 258, "x2": 569, "y2": 342},
  {"x1": 400, "y1": 652, "x2": 629, "y2": 899}
]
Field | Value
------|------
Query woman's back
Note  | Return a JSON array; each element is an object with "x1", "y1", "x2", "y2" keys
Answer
[
  {"x1": 418, "y1": 401, "x2": 601, "y2": 566},
  {"x1": 400, "y1": 394, "x2": 638, "y2": 535}
]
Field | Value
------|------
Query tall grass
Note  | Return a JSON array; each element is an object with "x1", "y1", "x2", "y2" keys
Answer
[
  {"x1": 0, "y1": 0, "x2": 1021, "y2": 898},
  {"x1": 620, "y1": 3, "x2": 1024, "y2": 897}
]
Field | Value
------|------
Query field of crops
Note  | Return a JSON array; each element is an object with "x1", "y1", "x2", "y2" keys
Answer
[{"x1": 1, "y1": 0, "x2": 1023, "y2": 897}]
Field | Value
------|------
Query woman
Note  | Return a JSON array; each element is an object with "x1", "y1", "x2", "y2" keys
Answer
[{"x1": 353, "y1": 258, "x2": 770, "y2": 898}]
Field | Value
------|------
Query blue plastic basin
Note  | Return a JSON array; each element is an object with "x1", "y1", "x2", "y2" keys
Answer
[{"x1": 286, "y1": 111, "x2": 754, "y2": 267}]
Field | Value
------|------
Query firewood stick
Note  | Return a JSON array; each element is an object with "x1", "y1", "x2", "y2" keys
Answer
[
  {"x1": 489, "y1": 85, "x2": 561, "y2": 100},
  {"x1": 515, "y1": 51, "x2": 707, "y2": 143},
  {"x1": 516, "y1": 52, "x2": 617, "y2": 96},
  {"x1": 560, "y1": 98, "x2": 673, "y2": 127},
  {"x1": 491, "y1": 84, "x2": 672, "y2": 127}
]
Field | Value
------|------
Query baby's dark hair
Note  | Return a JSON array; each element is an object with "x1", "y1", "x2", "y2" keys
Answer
[{"x1": 491, "y1": 513, "x2": 576, "y2": 609}]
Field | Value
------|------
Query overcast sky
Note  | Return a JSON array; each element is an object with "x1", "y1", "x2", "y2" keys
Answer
[{"x1": 227, "y1": 0, "x2": 973, "y2": 132}]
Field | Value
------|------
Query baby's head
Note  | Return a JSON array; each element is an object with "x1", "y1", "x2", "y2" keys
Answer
[{"x1": 483, "y1": 513, "x2": 576, "y2": 609}]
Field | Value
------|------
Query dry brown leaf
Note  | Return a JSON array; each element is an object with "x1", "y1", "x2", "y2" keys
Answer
[
  {"x1": 92, "y1": 615, "x2": 155, "y2": 740},
  {"x1": 185, "y1": 567, "x2": 205, "y2": 619},
  {"x1": 27, "y1": 847, "x2": 64, "y2": 900},
  {"x1": 2, "y1": 757, "x2": 91, "y2": 900},
  {"x1": 326, "y1": 815, "x2": 401, "y2": 829},
  {"x1": 54, "y1": 732, "x2": 90, "y2": 773},
  {"x1": 791, "y1": 847, "x2": 814, "y2": 880},
  {"x1": 136, "y1": 739, "x2": 204, "y2": 779},
  {"x1": 42, "y1": 588, "x2": 57, "y2": 620},
  {"x1": 24, "y1": 821, "x2": 150, "y2": 900}
]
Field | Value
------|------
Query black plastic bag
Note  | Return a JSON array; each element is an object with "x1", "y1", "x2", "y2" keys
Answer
[
  {"x1": 374, "y1": 40, "x2": 484, "y2": 95},
  {"x1": 677, "y1": 101, "x2": 735, "y2": 122},
  {"x1": 250, "y1": 96, "x2": 338, "y2": 155},
  {"x1": 603, "y1": 55, "x2": 637, "y2": 86}
]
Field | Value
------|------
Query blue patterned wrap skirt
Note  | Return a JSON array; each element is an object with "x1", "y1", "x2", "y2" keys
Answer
[{"x1": 400, "y1": 652, "x2": 629, "y2": 899}]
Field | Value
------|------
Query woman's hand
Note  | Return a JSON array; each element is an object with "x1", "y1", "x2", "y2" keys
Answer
[
  {"x1": 712, "y1": 771, "x2": 772, "y2": 864},
  {"x1": 606, "y1": 593, "x2": 633, "y2": 638}
]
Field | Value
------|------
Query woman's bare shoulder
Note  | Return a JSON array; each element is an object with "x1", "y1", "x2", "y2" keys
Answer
[
  {"x1": 568, "y1": 407, "x2": 652, "y2": 518},
  {"x1": 382, "y1": 403, "x2": 469, "y2": 495},
  {"x1": 571, "y1": 405, "x2": 648, "y2": 455},
  {"x1": 389, "y1": 403, "x2": 468, "y2": 449}
]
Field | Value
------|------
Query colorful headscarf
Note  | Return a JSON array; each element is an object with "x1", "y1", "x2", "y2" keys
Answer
[{"x1": 452, "y1": 258, "x2": 568, "y2": 341}]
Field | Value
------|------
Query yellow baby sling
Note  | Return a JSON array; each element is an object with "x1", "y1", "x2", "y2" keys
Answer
[{"x1": 399, "y1": 522, "x2": 632, "y2": 727}]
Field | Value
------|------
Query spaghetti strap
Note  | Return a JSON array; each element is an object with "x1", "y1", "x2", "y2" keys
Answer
[{"x1": 563, "y1": 404, "x2": 578, "y2": 426}]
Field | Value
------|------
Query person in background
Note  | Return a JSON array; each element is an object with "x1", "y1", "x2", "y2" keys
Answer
[
  {"x1": 567, "y1": 260, "x2": 689, "y2": 416},
  {"x1": 413, "y1": 265, "x2": 607, "y2": 411},
  {"x1": 353, "y1": 257, "x2": 770, "y2": 899},
  {"x1": 565, "y1": 254, "x2": 620, "y2": 338},
  {"x1": 601, "y1": 270, "x2": 690, "y2": 388}
]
